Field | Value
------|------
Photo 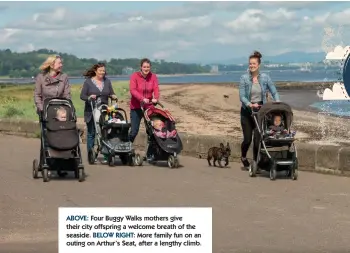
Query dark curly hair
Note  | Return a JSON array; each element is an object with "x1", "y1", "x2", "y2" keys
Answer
[
  {"x1": 83, "y1": 62, "x2": 107, "y2": 79},
  {"x1": 249, "y1": 51, "x2": 262, "y2": 64}
]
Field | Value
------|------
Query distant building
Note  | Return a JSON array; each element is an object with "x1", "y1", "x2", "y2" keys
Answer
[
  {"x1": 122, "y1": 67, "x2": 134, "y2": 75},
  {"x1": 264, "y1": 64, "x2": 281, "y2": 68},
  {"x1": 210, "y1": 65, "x2": 219, "y2": 73}
]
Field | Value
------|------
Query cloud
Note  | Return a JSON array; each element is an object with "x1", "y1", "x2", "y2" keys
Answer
[
  {"x1": 6, "y1": 7, "x2": 126, "y2": 31},
  {"x1": 325, "y1": 45, "x2": 350, "y2": 60},
  {"x1": 225, "y1": 8, "x2": 295, "y2": 33},
  {"x1": 146, "y1": 1, "x2": 347, "y2": 21},
  {"x1": 322, "y1": 82, "x2": 349, "y2": 100},
  {"x1": 1, "y1": 3, "x2": 350, "y2": 62}
]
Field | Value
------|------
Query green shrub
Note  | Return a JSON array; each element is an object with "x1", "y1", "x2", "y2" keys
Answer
[{"x1": 4, "y1": 106, "x2": 24, "y2": 118}]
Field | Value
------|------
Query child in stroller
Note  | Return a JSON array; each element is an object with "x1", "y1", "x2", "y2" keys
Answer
[
  {"x1": 142, "y1": 102, "x2": 183, "y2": 168},
  {"x1": 56, "y1": 107, "x2": 67, "y2": 121},
  {"x1": 32, "y1": 98, "x2": 85, "y2": 182},
  {"x1": 88, "y1": 96, "x2": 142, "y2": 167},
  {"x1": 249, "y1": 102, "x2": 298, "y2": 181},
  {"x1": 152, "y1": 118, "x2": 177, "y2": 139},
  {"x1": 106, "y1": 105, "x2": 127, "y2": 124},
  {"x1": 265, "y1": 113, "x2": 296, "y2": 139}
]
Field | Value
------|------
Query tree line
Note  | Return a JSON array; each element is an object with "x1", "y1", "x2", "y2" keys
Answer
[{"x1": 0, "y1": 49, "x2": 212, "y2": 78}]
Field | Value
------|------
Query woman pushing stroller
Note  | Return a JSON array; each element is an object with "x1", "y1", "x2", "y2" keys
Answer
[
  {"x1": 127, "y1": 58, "x2": 182, "y2": 168},
  {"x1": 80, "y1": 63, "x2": 118, "y2": 164},
  {"x1": 128, "y1": 58, "x2": 160, "y2": 143},
  {"x1": 239, "y1": 51, "x2": 280, "y2": 171},
  {"x1": 34, "y1": 55, "x2": 72, "y2": 178}
]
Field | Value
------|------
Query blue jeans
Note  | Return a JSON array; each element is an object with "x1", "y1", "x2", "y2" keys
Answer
[
  {"x1": 86, "y1": 119, "x2": 95, "y2": 151},
  {"x1": 129, "y1": 109, "x2": 144, "y2": 143}
]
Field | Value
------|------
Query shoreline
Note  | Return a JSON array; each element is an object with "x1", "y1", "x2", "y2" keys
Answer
[
  {"x1": 0, "y1": 81, "x2": 349, "y2": 146},
  {"x1": 159, "y1": 84, "x2": 350, "y2": 147},
  {"x1": 0, "y1": 81, "x2": 335, "y2": 90},
  {"x1": 0, "y1": 73, "x2": 217, "y2": 82},
  {"x1": 159, "y1": 81, "x2": 334, "y2": 90}
]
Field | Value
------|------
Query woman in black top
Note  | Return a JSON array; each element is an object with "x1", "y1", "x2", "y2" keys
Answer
[{"x1": 80, "y1": 63, "x2": 117, "y2": 164}]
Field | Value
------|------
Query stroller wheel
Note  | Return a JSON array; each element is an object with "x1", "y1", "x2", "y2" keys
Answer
[
  {"x1": 42, "y1": 168, "x2": 50, "y2": 182},
  {"x1": 134, "y1": 153, "x2": 143, "y2": 166},
  {"x1": 174, "y1": 157, "x2": 180, "y2": 168},
  {"x1": 88, "y1": 149, "x2": 96, "y2": 165},
  {"x1": 120, "y1": 155, "x2": 128, "y2": 165},
  {"x1": 285, "y1": 170, "x2": 291, "y2": 177},
  {"x1": 78, "y1": 168, "x2": 85, "y2": 182},
  {"x1": 108, "y1": 156, "x2": 115, "y2": 167},
  {"x1": 128, "y1": 154, "x2": 135, "y2": 166},
  {"x1": 291, "y1": 158, "x2": 299, "y2": 180},
  {"x1": 249, "y1": 162, "x2": 257, "y2": 177},
  {"x1": 167, "y1": 155, "x2": 178, "y2": 169},
  {"x1": 269, "y1": 162, "x2": 277, "y2": 181},
  {"x1": 32, "y1": 159, "x2": 39, "y2": 179}
]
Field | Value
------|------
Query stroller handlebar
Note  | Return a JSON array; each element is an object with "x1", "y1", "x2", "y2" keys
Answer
[
  {"x1": 88, "y1": 94, "x2": 116, "y2": 101},
  {"x1": 89, "y1": 95, "x2": 117, "y2": 108},
  {"x1": 251, "y1": 105, "x2": 261, "y2": 114},
  {"x1": 141, "y1": 101, "x2": 164, "y2": 110}
]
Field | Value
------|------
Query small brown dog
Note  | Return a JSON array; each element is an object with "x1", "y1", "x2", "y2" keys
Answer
[{"x1": 207, "y1": 142, "x2": 231, "y2": 168}]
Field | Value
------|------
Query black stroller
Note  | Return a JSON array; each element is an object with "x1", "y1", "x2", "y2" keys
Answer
[
  {"x1": 87, "y1": 95, "x2": 142, "y2": 167},
  {"x1": 249, "y1": 102, "x2": 298, "y2": 180},
  {"x1": 141, "y1": 102, "x2": 183, "y2": 168},
  {"x1": 32, "y1": 98, "x2": 85, "y2": 182}
]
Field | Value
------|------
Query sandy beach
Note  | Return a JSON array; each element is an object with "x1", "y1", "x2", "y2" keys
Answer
[{"x1": 110, "y1": 84, "x2": 350, "y2": 146}]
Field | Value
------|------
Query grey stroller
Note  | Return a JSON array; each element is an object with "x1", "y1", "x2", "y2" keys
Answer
[
  {"x1": 32, "y1": 98, "x2": 85, "y2": 182},
  {"x1": 87, "y1": 95, "x2": 142, "y2": 167},
  {"x1": 249, "y1": 102, "x2": 298, "y2": 180}
]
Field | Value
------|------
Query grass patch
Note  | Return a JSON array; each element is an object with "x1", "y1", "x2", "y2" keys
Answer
[{"x1": 0, "y1": 81, "x2": 129, "y2": 120}]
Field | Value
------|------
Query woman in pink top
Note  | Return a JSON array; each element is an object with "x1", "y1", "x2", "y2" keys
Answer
[{"x1": 129, "y1": 58, "x2": 160, "y2": 143}]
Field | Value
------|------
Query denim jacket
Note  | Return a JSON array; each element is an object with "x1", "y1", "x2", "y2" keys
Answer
[{"x1": 239, "y1": 72, "x2": 280, "y2": 109}]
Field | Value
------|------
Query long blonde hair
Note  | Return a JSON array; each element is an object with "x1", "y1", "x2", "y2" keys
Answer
[{"x1": 39, "y1": 55, "x2": 61, "y2": 73}]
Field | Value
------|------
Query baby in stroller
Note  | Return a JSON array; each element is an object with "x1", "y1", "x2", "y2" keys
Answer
[
  {"x1": 32, "y1": 98, "x2": 84, "y2": 182},
  {"x1": 266, "y1": 113, "x2": 295, "y2": 138},
  {"x1": 56, "y1": 107, "x2": 67, "y2": 121},
  {"x1": 152, "y1": 118, "x2": 177, "y2": 139},
  {"x1": 105, "y1": 105, "x2": 127, "y2": 124}
]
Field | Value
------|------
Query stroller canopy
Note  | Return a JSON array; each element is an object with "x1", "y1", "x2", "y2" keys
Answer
[
  {"x1": 257, "y1": 102, "x2": 293, "y2": 128},
  {"x1": 144, "y1": 107, "x2": 175, "y2": 122}
]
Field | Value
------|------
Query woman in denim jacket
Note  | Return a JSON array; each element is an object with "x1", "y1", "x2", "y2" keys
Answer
[{"x1": 239, "y1": 51, "x2": 280, "y2": 170}]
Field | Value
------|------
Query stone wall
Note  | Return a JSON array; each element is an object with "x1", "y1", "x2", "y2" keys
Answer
[{"x1": 1, "y1": 118, "x2": 349, "y2": 176}]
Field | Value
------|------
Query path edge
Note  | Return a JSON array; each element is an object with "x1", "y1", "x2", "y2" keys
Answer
[{"x1": 1, "y1": 118, "x2": 349, "y2": 177}]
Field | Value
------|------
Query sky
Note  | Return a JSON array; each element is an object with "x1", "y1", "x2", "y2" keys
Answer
[{"x1": 0, "y1": 1, "x2": 350, "y2": 63}]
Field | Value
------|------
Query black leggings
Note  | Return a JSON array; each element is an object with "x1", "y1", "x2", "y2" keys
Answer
[{"x1": 240, "y1": 106, "x2": 260, "y2": 161}]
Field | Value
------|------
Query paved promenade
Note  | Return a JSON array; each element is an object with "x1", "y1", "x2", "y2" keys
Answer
[{"x1": 0, "y1": 134, "x2": 350, "y2": 253}]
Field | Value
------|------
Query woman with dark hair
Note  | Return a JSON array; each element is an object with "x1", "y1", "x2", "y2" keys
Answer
[
  {"x1": 239, "y1": 51, "x2": 280, "y2": 171},
  {"x1": 128, "y1": 58, "x2": 160, "y2": 144},
  {"x1": 80, "y1": 63, "x2": 117, "y2": 164}
]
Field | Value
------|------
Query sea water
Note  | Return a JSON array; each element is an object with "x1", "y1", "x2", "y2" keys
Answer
[
  {"x1": 309, "y1": 100, "x2": 350, "y2": 145},
  {"x1": 310, "y1": 100, "x2": 350, "y2": 117}
]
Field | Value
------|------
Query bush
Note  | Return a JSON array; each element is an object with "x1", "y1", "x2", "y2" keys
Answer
[{"x1": 4, "y1": 106, "x2": 24, "y2": 118}]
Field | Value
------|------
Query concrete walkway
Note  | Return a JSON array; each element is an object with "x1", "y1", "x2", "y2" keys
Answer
[{"x1": 0, "y1": 134, "x2": 350, "y2": 253}]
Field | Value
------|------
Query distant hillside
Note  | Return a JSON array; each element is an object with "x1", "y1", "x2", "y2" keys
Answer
[
  {"x1": 0, "y1": 49, "x2": 211, "y2": 78},
  {"x1": 218, "y1": 51, "x2": 326, "y2": 64}
]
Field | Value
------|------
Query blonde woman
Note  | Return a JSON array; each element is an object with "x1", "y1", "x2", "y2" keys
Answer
[
  {"x1": 34, "y1": 55, "x2": 71, "y2": 113},
  {"x1": 34, "y1": 55, "x2": 71, "y2": 177}
]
